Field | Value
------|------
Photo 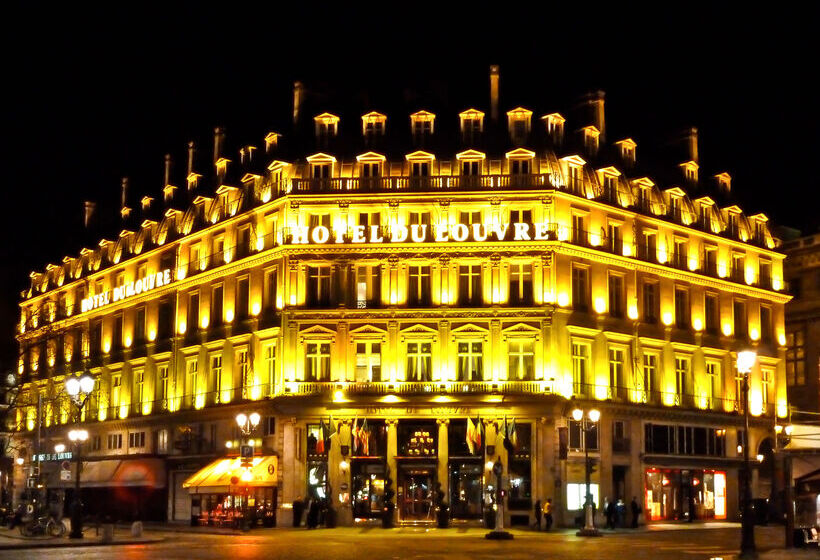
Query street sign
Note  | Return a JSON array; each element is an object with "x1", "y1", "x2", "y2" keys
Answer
[
  {"x1": 60, "y1": 470, "x2": 71, "y2": 481},
  {"x1": 240, "y1": 445, "x2": 253, "y2": 460},
  {"x1": 60, "y1": 460, "x2": 71, "y2": 470}
]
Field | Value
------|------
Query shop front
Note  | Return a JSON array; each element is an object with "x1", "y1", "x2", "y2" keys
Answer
[
  {"x1": 397, "y1": 420, "x2": 437, "y2": 522},
  {"x1": 447, "y1": 420, "x2": 484, "y2": 520},
  {"x1": 644, "y1": 468, "x2": 727, "y2": 522},
  {"x1": 351, "y1": 420, "x2": 387, "y2": 520},
  {"x1": 183, "y1": 455, "x2": 278, "y2": 528}
]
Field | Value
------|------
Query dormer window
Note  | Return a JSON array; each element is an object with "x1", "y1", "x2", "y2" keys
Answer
[
  {"x1": 507, "y1": 107, "x2": 533, "y2": 143},
  {"x1": 507, "y1": 149, "x2": 535, "y2": 179},
  {"x1": 680, "y1": 161, "x2": 699, "y2": 183},
  {"x1": 406, "y1": 152, "x2": 434, "y2": 179},
  {"x1": 542, "y1": 113, "x2": 565, "y2": 145},
  {"x1": 615, "y1": 138, "x2": 636, "y2": 166},
  {"x1": 264, "y1": 132, "x2": 280, "y2": 153},
  {"x1": 411, "y1": 110, "x2": 435, "y2": 138},
  {"x1": 307, "y1": 153, "x2": 336, "y2": 182},
  {"x1": 456, "y1": 150, "x2": 485, "y2": 178},
  {"x1": 715, "y1": 172, "x2": 731, "y2": 193},
  {"x1": 356, "y1": 153, "x2": 386, "y2": 181},
  {"x1": 582, "y1": 126, "x2": 600, "y2": 155},
  {"x1": 362, "y1": 112, "x2": 387, "y2": 138},
  {"x1": 459, "y1": 109, "x2": 484, "y2": 142},
  {"x1": 314, "y1": 113, "x2": 340, "y2": 138}
]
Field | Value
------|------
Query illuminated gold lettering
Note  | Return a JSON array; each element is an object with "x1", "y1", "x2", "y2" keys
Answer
[
  {"x1": 391, "y1": 224, "x2": 408, "y2": 242},
  {"x1": 513, "y1": 222, "x2": 531, "y2": 241},
  {"x1": 410, "y1": 224, "x2": 427, "y2": 242},
  {"x1": 435, "y1": 224, "x2": 449, "y2": 242},
  {"x1": 352, "y1": 225, "x2": 366, "y2": 243},
  {"x1": 451, "y1": 223, "x2": 468, "y2": 242},
  {"x1": 369, "y1": 225, "x2": 384, "y2": 243},
  {"x1": 311, "y1": 225, "x2": 330, "y2": 244}
]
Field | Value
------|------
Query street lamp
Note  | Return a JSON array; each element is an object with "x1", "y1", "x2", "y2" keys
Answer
[
  {"x1": 235, "y1": 412, "x2": 260, "y2": 531},
  {"x1": 736, "y1": 350, "x2": 757, "y2": 559},
  {"x1": 65, "y1": 373, "x2": 95, "y2": 539},
  {"x1": 54, "y1": 443, "x2": 66, "y2": 454},
  {"x1": 573, "y1": 407, "x2": 601, "y2": 537}
]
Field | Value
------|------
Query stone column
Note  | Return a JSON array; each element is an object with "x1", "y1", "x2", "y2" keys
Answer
[
  {"x1": 386, "y1": 419, "x2": 399, "y2": 524},
  {"x1": 281, "y1": 417, "x2": 297, "y2": 527},
  {"x1": 437, "y1": 418, "x2": 449, "y2": 501}
]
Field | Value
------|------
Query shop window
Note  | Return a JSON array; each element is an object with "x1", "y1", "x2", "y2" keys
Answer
[
  {"x1": 567, "y1": 483, "x2": 599, "y2": 511},
  {"x1": 507, "y1": 339, "x2": 534, "y2": 381},
  {"x1": 457, "y1": 341, "x2": 483, "y2": 382},
  {"x1": 305, "y1": 343, "x2": 331, "y2": 382},
  {"x1": 398, "y1": 421, "x2": 437, "y2": 457},
  {"x1": 406, "y1": 342, "x2": 432, "y2": 382},
  {"x1": 355, "y1": 342, "x2": 382, "y2": 382}
]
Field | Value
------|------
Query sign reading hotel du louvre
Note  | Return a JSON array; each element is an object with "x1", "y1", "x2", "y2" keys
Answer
[
  {"x1": 289, "y1": 221, "x2": 556, "y2": 245},
  {"x1": 81, "y1": 269, "x2": 173, "y2": 313}
]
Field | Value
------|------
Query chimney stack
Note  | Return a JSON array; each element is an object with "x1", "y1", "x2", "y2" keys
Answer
[
  {"x1": 293, "y1": 81, "x2": 304, "y2": 125},
  {"x1": 577, "y1": 90, "x2": 606, "y2": 141},
  {"x1": 213, "y1": 127, "x2": 225, "y2": 163},
  {"x1": 83, "y1": 201, "x2": 96, "y2": 229},
  {"x1": 683, "y1": 126, "x2": 699, "y2": 164},
  {"x1": 489, "y1": 65, "x2": 500, "y2": 123},
  {"x1": 120, "y1": 177, "x2": 132, "y2": 220},
  {"x1": 164, "y1": 154, "x2": 172, "y2": 186}
]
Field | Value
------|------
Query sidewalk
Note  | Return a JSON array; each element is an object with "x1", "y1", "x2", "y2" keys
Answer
[{"x1": 0, "y1": 526, "x2": 163, "y2": 550}]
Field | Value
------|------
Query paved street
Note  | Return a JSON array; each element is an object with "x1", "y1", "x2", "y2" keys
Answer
[{"x1": 1, "y1": 524, "x2": 817, "y2": 560}]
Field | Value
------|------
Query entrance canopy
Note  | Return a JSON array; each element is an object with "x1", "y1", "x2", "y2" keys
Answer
[
  {"x1": 182, "y1": 456, "x2": 278, "y2": 495},
  {"x1": 47, "y1": 458, "x2": 166, "y2": 489}
]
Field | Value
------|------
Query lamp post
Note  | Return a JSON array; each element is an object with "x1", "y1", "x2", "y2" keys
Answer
[
  {"x1": 737, "y1": 350, "x2": 757, "y2": 559},
  {"x1": 65, "y1": 373, "x2": 94, "y2": 539},
  {"x1": 573, "y1": 407, "x2": 601, "y2": 537},
  {"x1": 235, "y1": 412, "x2": 260, "y2": 530}
]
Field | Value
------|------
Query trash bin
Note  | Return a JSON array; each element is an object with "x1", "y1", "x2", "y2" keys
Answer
[
  {"x1": 101, "y1": 524, "x2": 114, "y2": 543},
  {"x1": 131, "y1": 521, "x2": 143, "y2": 537}
]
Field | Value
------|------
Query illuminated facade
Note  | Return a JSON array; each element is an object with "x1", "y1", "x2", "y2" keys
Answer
[{"x1": 13, "y1": 73, "x2": 790, "y2": 526}]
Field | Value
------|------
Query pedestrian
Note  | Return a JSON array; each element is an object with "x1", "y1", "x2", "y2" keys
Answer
[
  {"x1": 544, "y1": 498, "x2": 553, "y2": 531},
  {"x1": 534, "y1": 499, "x2": 542, "y2": 530},
  {"x1": 605, "y1": 500, "x2": 616, "y2": 530},
  {"x1": 630, "y1": 497, "x2": 641, "y2": 528},
  {"x1": 306, "y1": 498, "x2": 320, "y2": 529}
]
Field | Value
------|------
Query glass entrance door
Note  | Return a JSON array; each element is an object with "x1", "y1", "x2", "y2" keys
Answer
[{"x1": 399, "y1": 468, "x2": 434, "y2": 522}]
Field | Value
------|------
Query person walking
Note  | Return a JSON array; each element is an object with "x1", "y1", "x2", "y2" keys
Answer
[
  {"x1": 534, "y1": 499, "x2": 542, "y2": 530},
  {"x1": 543, "y1": 498, "x2": 553, "y2": 531},
  {"x1": 630, "y1": 497, "x2": 641, "y2": 528},
  {"x1": 605, "y1": 499, "x2": 616, "y2": 530}
]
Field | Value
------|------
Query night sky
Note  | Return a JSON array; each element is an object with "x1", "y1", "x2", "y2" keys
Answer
[{"x1": 2, "y1": 4, "x2": 817, "y2": 368}]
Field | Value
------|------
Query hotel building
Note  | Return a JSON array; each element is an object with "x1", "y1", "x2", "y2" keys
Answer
[{"x1": 11, "y1": 70, "x2": 792, "y2": 527}]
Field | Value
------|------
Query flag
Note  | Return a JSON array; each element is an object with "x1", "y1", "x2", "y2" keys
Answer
[
  {"x1": 316, "y1": 418, "x2": 326, "y2": 454},
  {"x1": 502, "y1": 417, "x2": 512, "y2": 453},
  {"x1": 466, "y1": 417, "x2": 476, "y2": 455},
  {"x1": 328, "y1": 415, "x2": 337, "y2": 439},
  {"x1": 361, "y1": 419, "x2": 370, "y2": 456},
  {"x1": 473, "y1": 416, "x2": 483, "y2": 452},
  {"x1": 351, "y1": 417, "x2": 359, "y2": 454},
  {"x1": 507, "y1": 418, "x2": 519, "y2": 452}
]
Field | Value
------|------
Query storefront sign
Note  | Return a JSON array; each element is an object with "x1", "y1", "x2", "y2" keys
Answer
[
  {"x1": 34, "y1": 451, "x2": 73, "y2": 462},
  {"x1": 81, "y1": 269, "x2": 173, "y2": 313},
  {"x1": 289, "y1": 221, "x2": 557, "y2": 246}
]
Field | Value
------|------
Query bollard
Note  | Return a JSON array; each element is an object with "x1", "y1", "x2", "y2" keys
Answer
[
  {"x1": 131, "y1": 521, "x2": 143, "y2": 538},
  {"x1": 101, "y1": 523, "x2": 114, "y2": 543}
]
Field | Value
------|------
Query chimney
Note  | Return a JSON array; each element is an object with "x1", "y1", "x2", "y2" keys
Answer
[
  {"x1": 163, "y1": 154, "x2": 172, "y2": 186},
  {"x1": 213, "y1": 127, "x2": 225, "y2": 163},
  {"x1": 83, "y1": 201, "x2": 96, "y2": 229},
  {"x1": 577, "y1": 90, "x2": 606, "y2": 141},
  {"x1": 683, "y1": 126, "x2": 699, "y2": 163},
  {"x1": 489, "y1": 65, "x2": 500, "y2": 123},
  {"x1": 293, "y1": 81, "x2": 304, "y2": 125},
  {"x1": 120, "y1": 177, "x2": 132, "y2": 220}
]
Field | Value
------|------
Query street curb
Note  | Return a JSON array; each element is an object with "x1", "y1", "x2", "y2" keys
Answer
[{"x1": 0, "y1": 537, "x2": 164, "y2": 550}]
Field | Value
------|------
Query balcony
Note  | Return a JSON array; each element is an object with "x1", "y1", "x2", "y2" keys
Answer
[
  {"x1": 280, "y1": 380, "x2": 553, "y2": 396},
  {"x1": 290, "y1": 173, "x2": 558, "y2": 194}
]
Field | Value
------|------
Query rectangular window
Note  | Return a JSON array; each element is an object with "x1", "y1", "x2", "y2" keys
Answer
[
  {"x1": 461, "y1": 160, "x2": 480, "y2": 176},
  {"x1": 643, "y1": 231, "x2": 657, "y2": 262},
  {"x1": 187, "y1": 359, "x2": 198, "y2": 405},
  {"x1": 264, "y1": 269, "x2": 278, "y2": 312},
  {"x1": 607, "y1": 223, "x2": 622, "y2": 254},
  {"x1": 567, "y1": 483, "x2": 600, "y2": 511},
  {"x1": 157, "y1": 365, "x2": 168, "y2": 411},
  {"x1": 706, "y1": 361, "x2": 720, "y2": 409},
  {"x1": 235, "y1": 276, "x2": 249, "y2": 320},
  {"x1": 675, "y1": 357, "x2": 690, "y2": 406},
  {"x1": 111, "y1": 374, "x2": 122, "y2": 409},
  {"x1": 112, "y1": 314, "x2": 123, "y2": 350},
  {"x1": 608, "y1": 274, "x2": 624, "y2": 318},
  {"x1": 156, "y1": 429, "x2": 168, "y2": 454},
  {"x1": 211, "y1": 285, "x2": 224, "y2": 327},
  {"x1": 786, "y1": 329, "x2": 806, "y2": 386},
  {"x1": 91, "y1": 436, "x2": 101, "y2": 451},
  {"x1": 128, "y1": 431, "x2": 146, "y2": 449},
  {"x1": 134, "y1": 306, "x2": 146, "y2": 344},
  {"x1": 572, "y1": 266, "x2": 590, "y2": 311},
  {"x1": 760, "y1": 306, "x2": 773, "y2": 343},
  {"x1": 355, "y1": 342, "x2": 382, "y2": 382},
  {"x1": 608, "y1": 348, "x2": 625, "y2": 399},
  {"x1": 411, "y1": 161, "x2": 430, "y2": 177},
  {"x1": 572, "y1": 214, "x2": 586, "y2": 245},
  {"x1": 211, "y1": 355, "x2": 223, "y2": 403},
  {"x1": 643, "y1": 281, "x2": 659, "y2": 324},
  {"x1": 305, "y1": 343, "x2": 331, "y2": 381},
  {"x1": 509, "y1": 209, "x2": 532, "y2": 224},
  {"x1": 133, "y1": 369, "x2": 144, "y2": 413},
  {"x1": 356, "y1": 265, "x2": 381, "y2": 308},
  {"x1": 571, "y1": 342, "x2": 590, "y2": 395},
  {"x1": 265, "y1": 344, "x2": 276, "y2": 396},
  {"x1": 731, "y1": 253, "x2": 746, "y2": 282},
  {"x1": 408, "y1": 265, "x2": 431, "y2": 306},
  {"x1": 307, "y1": 266, "x2": 332, "y2": 307},
  {"x1": 406, "y1": 342, "x2": 432, "y2": 382},
  {"x1": 641, "y1": 354, "x2": 657, "y2": 400},
  {"x1": 459, "y1": 211, "x2": 482, "y2": 226},
  {"x1": 457, "y1": 341, "x2": 483, "y2": 382},
  {"x1": 733, "y1": 300, "x2": 748, "y2": 339},
  {"x1": 509, "y1": 263, "x2": 533, "y2": 305},
  {"x1": 358, "y1": 211, "x2": 381, "y2": 229},
  {"x1": 238, "y1": 350, "x2": 251, "y2": 399},
  {"x1": 510, "y1": 158, "x2": 530, "y2": 175},
  {"x1": 674, "y1": 239, "x2": 688, "y2": 268},
  {"x1": 507, "y1": 340, "x2": 534, "y2": 381},
  {"x1": 568, "y1": 420, "x2": 598, "y2": 450},
  {"x1": 761, "y1": 369, "x2": 773, "y2": 410},
  {"x1": 674, "y1": 287, "x2": 690, "y2": 329},
  {"x1": 705, "y1": 293, "x2": 719, "y2": 334},
  {"x1": 459, "y1": 265, "x2": 482, "y2": 305},
  {"x1": 107, "y1": 433, "x2": 123, "y2": 450},
  {"x1": 704, "y1": 246, "x2": 718, "y2": 275},
  {"x1": 408, "y1": 211, "x2": 431, "y2": 226}
]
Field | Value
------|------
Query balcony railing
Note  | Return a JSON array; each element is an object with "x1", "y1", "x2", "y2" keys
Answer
[
  {"x1": 291, "y1": 173, "x2": 559, "y2": 193},
  {"x1": 281, "y1": 380, "x2": 553, "y2": 396}
]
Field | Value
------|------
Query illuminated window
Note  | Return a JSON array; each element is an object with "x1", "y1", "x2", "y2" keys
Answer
[
  {"x1": 761, "y1": 368, "x2": 773, "y2": 410},
  {"x1": 571, "y1": 214, "x2": 586, "y2": 245},
  {"x1": 733, "y1": 299, "x2": 747, "y2": 339},
  {"x1": 642, "y1": 281, "x2": 659, "y2": 324},
  {"x1": 133, "y1": 369, "x2": 144, "y2": 414},
  {"x1": 411, "y1": 111, "x2": 435, "y2": 137},
  {"x1": 264, "y1": 344, "x2": 276, "y2": 396},
  {"x1": 608, "y1": 348, "x2": 626, "y2": 399},
  {"x1": 571, "y1": 341, "x2": 590, "y2": 395},
  {"x1": 675, "y1": 357, "x2": 690, "y2": 406},
  {"x1": 355, "y1": 342, "x2": 382, "y2": 382},
  {"x1": 211, "y1": 355, "x2": 223, "y2": 403},
  {"x1": 543, "y1": 113, "x2": 565, "y2": 145},
  {"x1": 703, "y1": 246, "x2": 718, "y2": 275},
  {"x1": 358, "y1": 211, "x2": 381, "y2": 229},
  {"x1": 361, "y1": 112, "x2": 386, "y2": 137},
  {"x1": 129, "y1": 431, "x2": 145, "y2": 449},
  {"x1": 459, "y1": 109, "x2": 484, "y2": 142},
  {"x1": 673, "y1": 239, "x2": 687, "y2": 268},
  {"x1": 509, "y1": 263, "x2": 533, "y2": 305},
  {"x1": 706, "y1": 361, "x2": 720, "y2": 409},
  {"x1": 641, "y1": 354, "x2": 657, "y2": 399},
  {"x1": 307, "y1": 266, "x2": 332, "y2": 307},
  {"x1": 107, "y1": 433, "x2": 123, "y2": 450},
  {"x1": 607, "y1": 223, "x2": 622, "y2": 254},
  {"x1": 157, "y1": 365, "x2": 168, "y2": 411},
  {"x1": 508, "y1": 340, "x2": 534, "y2": 381},
  {"x1": 211, "y1": 285, "x2": 224, "y2": 327},
  {"x1": 305, "y1": 343, "x2": 331, "y2": 382},
  {"x1": 641, "y1": 230, "x2": 657, "y2": 262},
  {"x1": 408, "y1": 265, "x2": 431, "y2": 306},
  {"x1": 186, "y1": 359, "x2": 198, "y2": 406},
  {"x1": 459, "y1": 211, "x2": 482, "y2": 226},
  {"x1": 571, "y1": 265, "x2": 590, "y2": 312},
  {"x1": 506, "y1": 108, "x2": 532, "y2": 142},
  {"x1": 314, "y1": 113, "x2": 339, "y2": 138},
  {"x1": 111, "y1": 373, "x2": 122, "y2": 409},
  {"x1": 734, "y1": 368, "x2": 745, "y2": 412},
  {"x1": 406, "y1": 342, "x2": 432, "y2": 382},
  {"x1": 785, "y1": 328, "x2": 806, "y2": 386},
  {"x1": 608, "y1": 274, "x2": 624, "y2": 318},
  {"x1": 213, "y1": 237, "x2": 225, "y2": 266},
  {"x1": 457, "y1": 341, "x2": 483, "y2": 382},
  {"x1": 705, "y1": 293, "x2": 719, "y2": 334},
  {"x1": 238, "y1": 350, "x2": 251, "y2": 399},
  {"x1": 408, "y1": 211, "x2": 430, "y2": 226},
  {"x1": 674, "y1": 287, "x2": 690, "y2": 329},
  {"x1": 510, "y1": 209, "x2": 531, "y2": 224},
  {"x1": 458, "y1": 264, "x2": 482, "y2": 305},
  {"x1": 356, "y1": 265, "x2": 381, "y2": 308}
]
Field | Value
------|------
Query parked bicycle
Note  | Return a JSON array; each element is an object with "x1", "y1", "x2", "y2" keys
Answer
[{"x1": 19, "y1": 509, "x2": 66, "y2": 538}]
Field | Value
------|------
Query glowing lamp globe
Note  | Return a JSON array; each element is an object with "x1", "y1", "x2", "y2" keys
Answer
[{"x1": 571, "y1": 408, "x2": 583, "y2": 422}]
